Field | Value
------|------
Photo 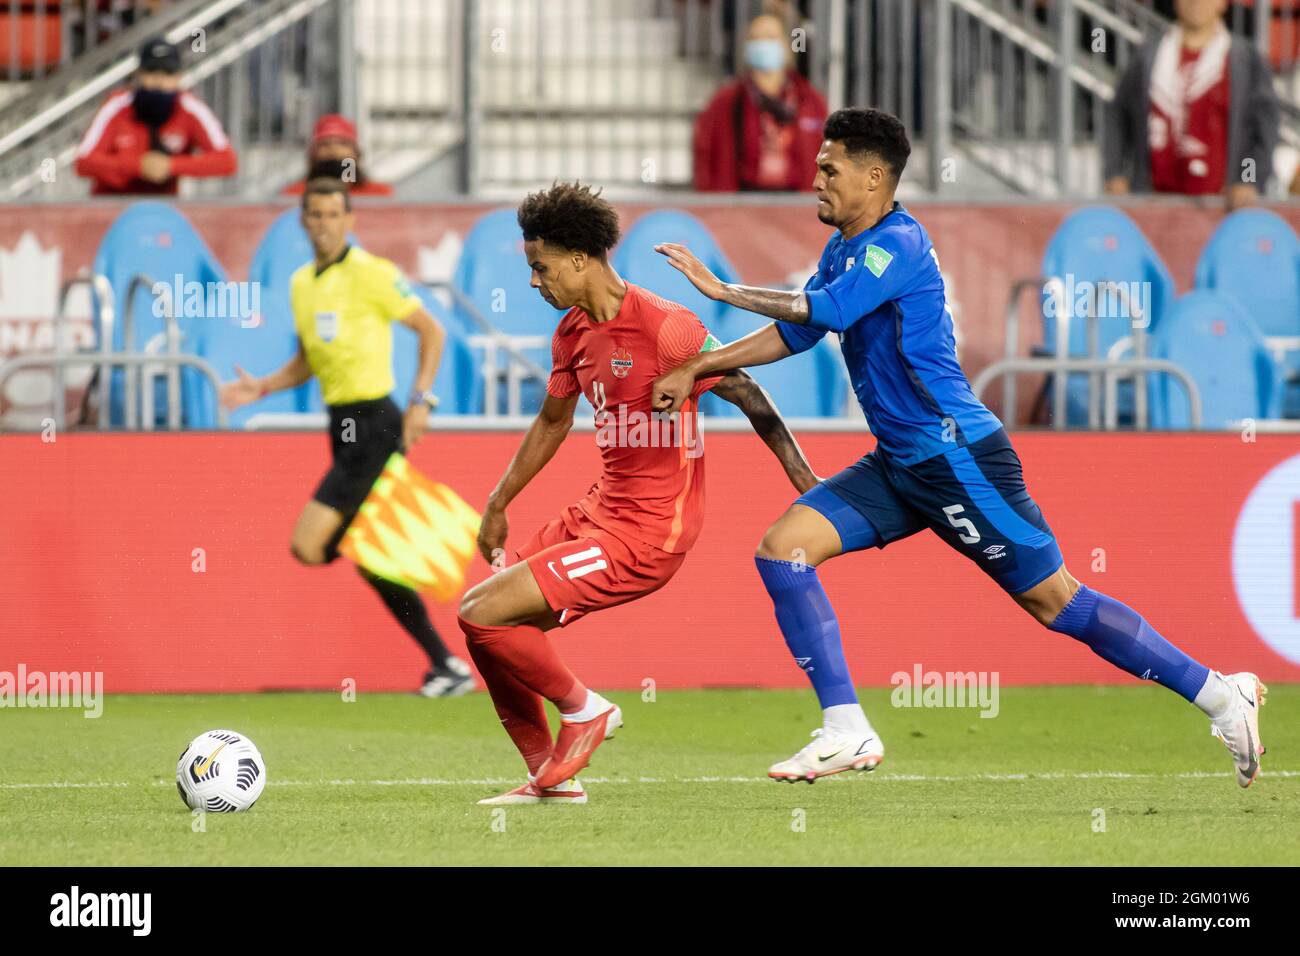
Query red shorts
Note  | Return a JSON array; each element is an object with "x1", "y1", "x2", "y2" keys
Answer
[{"x1": 515, "y1": 505, "x2": 685, "y2": 627}]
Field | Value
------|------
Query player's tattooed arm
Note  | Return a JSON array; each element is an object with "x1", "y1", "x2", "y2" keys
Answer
[
  {"x1": 478, "y1": 392, "x2": 579, "y2": 562},
  {"x1": 718, "y1": 285, "x2": 811, "y2": 325},
  {"x1": 655, "y1": 242, "x2": 810, "y2": 324},
  {"x1": 710, "y1": 370, "x2": 819, "y2": 494},
  {"x1": 652, "y1": 325, "x2": 791, "y2": 414}
]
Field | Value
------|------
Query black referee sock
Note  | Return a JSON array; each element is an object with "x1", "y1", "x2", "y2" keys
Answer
[{"x1": 358, "y1": 569, "x2": 453, "y2": 670}]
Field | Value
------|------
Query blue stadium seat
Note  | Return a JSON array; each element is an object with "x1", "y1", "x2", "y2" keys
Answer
[
  {"x1": 1039, "y1": 206, "x2": 1175, "y2": 426},
  {"x1": 452, "y1": 208, "x2": 557, "y2": 413},
  {"x1": 236, "y1": 208, "x2": 320, "y2": 418},
  {"x1": 91, "y1": 202, "x2": 228, "y2": 427},
  {"x1": 196, "y1": 208, "x2": 314, "y2": 427},
  {"x1": 452, "y1": 208, "x2": 559, "y2": 340},
  {"x1": 1194, "y1": 209, "x2": 1300, "y2": 417},
  {"x1": 612, "y1": 209, "x2": 740, "y2": 328},
  {"x1": 613, "y1": 209, "x2": 749, "y2": 415},
  {"x1": 1149, "y1": 291, "x2": 1281, "y2": 429},
  {"x1": 707, "y1": 312, "x2": 847, "y2": 418},
  {"x1": 399, "y1": 285, "x2": 483, "y2": 415}
]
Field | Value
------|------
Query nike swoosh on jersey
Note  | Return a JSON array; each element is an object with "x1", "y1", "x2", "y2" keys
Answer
[{"x1": 547, "y1": 561, "x2": 562, "y2": 580}]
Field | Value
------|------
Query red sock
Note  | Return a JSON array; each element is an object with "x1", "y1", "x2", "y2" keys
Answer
[
  {"x1": 458, "y1": 617, "x2": 588, "y2": 712},
  {"x1": 464, "y1": 638, "x2": 552, "y2": 776}
]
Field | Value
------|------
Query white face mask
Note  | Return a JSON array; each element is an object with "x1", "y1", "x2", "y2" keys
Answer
[{"x1": 745, "y1": 39, "x2": 786, "y2": 72}]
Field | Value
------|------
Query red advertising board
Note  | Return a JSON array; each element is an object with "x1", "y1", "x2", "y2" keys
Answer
[{"x1": 3, "y1": 430, "x2": 1298, "y2": 692}]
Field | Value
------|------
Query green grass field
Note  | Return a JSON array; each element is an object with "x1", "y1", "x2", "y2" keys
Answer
[{"x1": 2, "y1": 686, "x2": 1296, "y2": 866}]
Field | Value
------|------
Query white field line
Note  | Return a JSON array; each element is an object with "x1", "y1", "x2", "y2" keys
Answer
[{"x1": 2, "y1": 769, "x2": 1299, "y2": 791}]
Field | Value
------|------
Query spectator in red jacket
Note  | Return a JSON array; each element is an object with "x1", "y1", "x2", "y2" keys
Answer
[
  {"x1": 693, "y1": 13, "x2": 828, "y2": 192},
  {"x1": 74, "y1": 38, "x2": 237, "y2": 196},
  {"x1": 282, "y1": 114, "x2": 394, "y2": 197}
]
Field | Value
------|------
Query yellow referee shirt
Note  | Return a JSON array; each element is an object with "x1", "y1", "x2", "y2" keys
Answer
[{"x1": 290, "y1": 246, "x2": 423, "y2": 406}]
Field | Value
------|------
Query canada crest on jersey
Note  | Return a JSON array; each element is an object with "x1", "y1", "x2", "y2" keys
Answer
[{"x1": 610, "y1": 347, "x2": 633, "y2": 379}]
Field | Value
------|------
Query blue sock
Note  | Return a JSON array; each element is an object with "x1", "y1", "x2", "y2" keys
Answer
[
  {"x1": 755, "y1": 557, "x2": 858, "y2": 708},
  {"x1": 1048, "y1": 585, "x2": 1209, "y2": 701}
]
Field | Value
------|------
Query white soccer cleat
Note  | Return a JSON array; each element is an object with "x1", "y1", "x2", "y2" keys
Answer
[
  {"x1": 768, "y1": 727, "x2": 885, "y2": 783},
  {"x1": 419, "y1": 657, "x2": 476, "y2": 698},
  {"x1": 1210, "y1": 671, "x2": 1267, "y2": 788},
  {"x1": 476, "y1": 777, "x2": 587, "y2": 806}
]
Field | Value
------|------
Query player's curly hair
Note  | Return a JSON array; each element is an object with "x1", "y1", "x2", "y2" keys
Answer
[
  {"x1": 516, "y1": 181, "x2": 621, "y2": 258},
  {"x1": 824, "y1": 108, "x2": 911, "y2": 181}
]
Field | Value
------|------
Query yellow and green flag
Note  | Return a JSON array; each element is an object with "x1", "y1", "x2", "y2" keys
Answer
[{"x1": 339, "y1": 453, "x2": 481, "y2": 602}]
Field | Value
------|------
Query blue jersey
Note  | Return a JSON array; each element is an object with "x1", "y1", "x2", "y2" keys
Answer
[{"x1": 778, "y1": 203, "x2": 1002, "y2": 465}]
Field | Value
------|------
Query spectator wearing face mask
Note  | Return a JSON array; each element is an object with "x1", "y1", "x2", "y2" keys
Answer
[
  {"x1": 74, "y1": 38, "x2": 237, "y2": 196},
  {"x1": 282, "y1": 115, "x2": 394, "y2": 197},
  {"x1": 693, "y1": 13, "x2": 828, "y2": 192}
]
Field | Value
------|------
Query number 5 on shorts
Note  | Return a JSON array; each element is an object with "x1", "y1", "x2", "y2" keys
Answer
[{"x1": 942, "y1": 504, "x2": 981, "y2": 544}]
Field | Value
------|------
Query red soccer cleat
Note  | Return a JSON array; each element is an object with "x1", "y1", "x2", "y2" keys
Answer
[
  {"x1": 535, "y1": 705, "x2": 623, "y2": 789},
  {"x1": 476, "y1": 777, "x2": 587, "y2": 805}
]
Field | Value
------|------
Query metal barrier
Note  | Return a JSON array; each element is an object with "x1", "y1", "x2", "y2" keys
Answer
[
  {"x1": 1003, "y1": 274, "x2": 1159, "y2": 430},
  {"x1": 0, "y1": 0, "x2": 348, "y2": 201},
  {"x1": 972, "y1": 355, "x2": 1202, "y2": 429},
  {"x1": 54, "y1": 269, "x2": 113, "y2": 428},
  {"x1": 0, "y1": 350, "x2": 228, "y2": 429},
  {"x1": 122, "y1": 272, "x2": 181, "y2": 430},
  {"x1": 424, "y1": 279, "x2": 549, "y2": 418},
  {"x1": 5, "y1": 0, "x2": 1297, "y2": 200}
]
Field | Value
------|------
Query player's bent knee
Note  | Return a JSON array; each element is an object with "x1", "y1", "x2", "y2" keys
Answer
[
  {"x1": 755, "y1": 525, "x2": 790, "y2": 561},
  {"x1": 1015, "y1": 566, "x2": 1080, "y2": 627},
  {"x1": 755, "y1": 514, "x2": 837, "y2": 567},
  {"x1": 458, "y1": 580, "x2": 501, "y2": 629}
]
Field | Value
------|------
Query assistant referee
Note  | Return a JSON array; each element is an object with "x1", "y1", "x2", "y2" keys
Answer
[{"x1": 221, "y1": 177, "x2": 473, "y2": 697}]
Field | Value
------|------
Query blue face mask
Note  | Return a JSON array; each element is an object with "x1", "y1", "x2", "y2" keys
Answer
[{"x1": 745, "y1": 39, "x2": 786, "y2": 73}]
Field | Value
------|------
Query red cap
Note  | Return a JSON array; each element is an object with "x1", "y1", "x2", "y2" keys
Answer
[{"x1": 311, "y1": 114, "x2": 358, "y2": 146}]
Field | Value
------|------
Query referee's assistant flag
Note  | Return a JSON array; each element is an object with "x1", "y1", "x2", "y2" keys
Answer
[{"x1": 339, "y1": 453, "x2": 481, "y2": 601}]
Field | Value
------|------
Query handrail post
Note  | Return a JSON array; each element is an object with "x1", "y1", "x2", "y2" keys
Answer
[
  {"x1": 94, "y1": 274, "x2": 114, "y2": 430},
  {"x1": 1054, "y1": 0, "x2": 1076, "y2": 194},
  {"x1": 1054, "y1": 287, "x2": 1069, "y2": 430}
]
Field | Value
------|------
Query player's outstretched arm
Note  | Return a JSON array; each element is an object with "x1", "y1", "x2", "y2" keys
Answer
[
  {"x1": 652, "y1": 324, "x2": 791, "y2": 414},
  {"x1": 219, "y1": 342, "x2": 312, "y2": 410},
  {"x1": 477, "y1": 392, "x2": 580, "y2": 562},
  {"x1": 656, "y1": 242, "x2": 810, "y2": 324},
  {"x1": 711, "y1": 370, "x2": 819, "y2": 494}
]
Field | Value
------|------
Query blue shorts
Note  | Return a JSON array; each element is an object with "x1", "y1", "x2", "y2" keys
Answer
[{"x1": 797, "y1": 428, "x2": 1063, "y2": 595}]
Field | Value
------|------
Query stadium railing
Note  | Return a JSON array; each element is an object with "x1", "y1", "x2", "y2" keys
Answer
[{"x1": 971, "y1": 354, "x2": 1203, "y2": 429}]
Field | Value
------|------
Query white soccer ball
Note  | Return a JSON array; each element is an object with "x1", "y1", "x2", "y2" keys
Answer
[{"x1": 175, "y1": 729, "x2": 266, "y2": 812}]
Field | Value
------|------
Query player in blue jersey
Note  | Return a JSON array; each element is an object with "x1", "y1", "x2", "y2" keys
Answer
[{"x1": 651, "y1": 108, "x2": 1266, "y2": 788}]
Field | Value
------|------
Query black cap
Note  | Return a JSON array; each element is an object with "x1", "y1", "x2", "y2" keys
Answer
[{"x1": 138, "y1": 38, "x2": 181, "y2": 74}]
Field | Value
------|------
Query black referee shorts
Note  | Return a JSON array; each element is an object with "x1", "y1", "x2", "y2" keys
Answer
[{"x1": 313, "y1": 396, "x2": 404, "y2": 515}]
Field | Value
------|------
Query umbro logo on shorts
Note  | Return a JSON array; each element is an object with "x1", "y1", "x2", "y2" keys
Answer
[{"x1": 983, "y1": 545, "x2": 1008, "y2": 560}]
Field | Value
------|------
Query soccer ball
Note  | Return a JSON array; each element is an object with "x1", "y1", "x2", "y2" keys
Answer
[{"x1": 175, "y1": 729, "x2": 266, "y2": 812}]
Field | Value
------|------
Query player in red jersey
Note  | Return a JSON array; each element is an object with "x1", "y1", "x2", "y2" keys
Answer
[{"x1": 460, "y1": 183, "x2": 818, "y2": 805}]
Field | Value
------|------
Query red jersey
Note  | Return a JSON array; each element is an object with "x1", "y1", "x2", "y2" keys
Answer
[
  {"x1": 1148, "y1": 43, "x2": 1231, "y2": 195},
  {"x1": 74, "y1": 88, "x2": 237, "y2": 196},
  {"x1": 547, "y1": 284, "x2": 723, "y2": 554}
]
